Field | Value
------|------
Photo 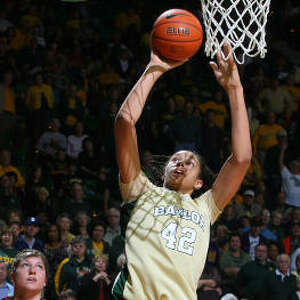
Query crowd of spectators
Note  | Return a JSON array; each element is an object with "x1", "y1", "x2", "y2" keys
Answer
[{"x1": 0, "y1": 0, "x2": 300, "y2": 299}]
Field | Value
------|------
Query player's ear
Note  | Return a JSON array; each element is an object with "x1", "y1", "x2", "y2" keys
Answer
[{"x1": 194, "y1": 179, "x2": 203, "y2": 190}]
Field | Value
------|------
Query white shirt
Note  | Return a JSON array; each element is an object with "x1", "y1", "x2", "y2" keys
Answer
[
  {"x1": 281, "y1": 166, "x2": 300, "y2": 207},
  {"x1": 67, "y1": 134, "x2": 88, "y2": 159}
]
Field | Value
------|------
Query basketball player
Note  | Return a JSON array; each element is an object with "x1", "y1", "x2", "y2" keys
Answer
[
  {"x1": 5, "y1": 249, "x2": 48, "y2": 300},
  {"x1": 112, "y1": 43, "x2": 252, "y2": 299}
]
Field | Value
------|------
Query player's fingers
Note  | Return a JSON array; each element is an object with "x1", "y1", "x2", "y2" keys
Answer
[
  {"x1": 216, "y1": 51, "x2": 222, "y2": 67},
  {"x1": 209, "y1": 61, "x2": 219, "y2": 74},
  {"x1": 209, "y1": 61, "x2": 218, "y2": 71}
]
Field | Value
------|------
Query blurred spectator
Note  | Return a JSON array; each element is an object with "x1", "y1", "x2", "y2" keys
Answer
[
  {"x1": 257, "y1": 77, "x2": 294, "y2": 115},
  {"x1": 199, "y1": 89, "x2": 228, "y2": 130},
  {"x1": 86, "y1": 221, "x2": 110, "y2": 257},
  {"x1": 262, "y1": 253, "x2": 297, "y2": 300},
  {"x1": 8, "y1": 221, "x2": 21, "y2": 241},
  {"x1": 217, "y1": 205, "x2": 238, "y2": 232},
  {"x1": 283, "y1": 221, "x2": 300, "y2": 255},
  {"x1": 56, "y1": 213, "x2": 75, "y2": 246},
  {"x1": 241, "y1": 216, "x2": 267, "y2": 259},
  {"x1": 0, "y1": 173, "x2": 23, "y2": 218},
  {"x1": 268, "y1": 241, "x2": 281, "y2": 265},
  {"x1": 199, "y1": 109, "x2": 224, "y2": 172},
  {"x1": 36, "y1": 118, "x2": 67, "y2": 159},
  {"x1": 103, "y1": 208, "x2": 121, "y2": 247},
  {"x1": 26, "y1": 72, "x2": 55, "y2": 142},
  {"x1": 98, "y1": 63, "x2": 120, "y2": 86},
  {"x1": 236, "y1": 243, "x2": 275, "y2": 299},
  {"x1": 219, "y1": 233, "x2": 251, "y2": 293},
  {"x1": 212, "y1": 224, "x2": 230, "y2": 255},
  {"x1": 243, "y1": 156, "x2": 263, "y2": 188},
  {"x1": 279, "y1": 138, "x2": 300, "y2": 208},
  {"x1": 63, "y1": 181, "x2": 92, "y2": 217},
  {"x1": 0, "y1": 226, "x2": 17, "y2": 265},
  {"x1": 291, "y1": 252, "x2": 300, "y2": 275},
  {"x1": 234, "y1": 189, "x2": 262, "y2": 220},
  {"x1": 269, "y1": 211, "x2": 286, "y2": 241},
  {"x1": 77, "y1": 254, "x2": 112, "y2": 300},
  {"x1": 61, "y1": 83, "x2": 85, "y2": 133},
  {"x1": 73, "y1": 210, "x2": 91, "y2": 239},
  {"x1": 260, "y1": 208, "x2": 278, "y2": 241},
  {"x1": 44, "y1": 223, "x2": 69, "y2": 300},
  {"x1": 5, "y1": 208, "x2": 22, "y2": 224},
  {"x1": 273, "y1": 191, "x2": 289, "y2": 217},
  {"x1": 0, "y1": 70, "x2": 16, "y2": 149},
  {"x1": 170, "y1": 101, "x2": 201, "y2": 153},
  {"x1": 15, "y1": 216, "x2": 44, "y2": 251},
  {"x1": 54, "y1": 236, "x2": 92, "y2": 296},
  {"x1": 0, "y1": 261, "x2": 14, "y2": 298},
  {"x1": 197, "y1": 262, "x2": 222, "y2": 300},
  {"x1": 67, "y1": 121, "x2": 88, "y2": 160},
  {"x1": 0, "y1": 149, "x2": 25, "y2": 188},
  {"x1": 59, "y1": 289, "x2": 77, "y2": 300},
  {"x1": 253, "y1": 112, "x2": 285, "y2": 165},
  {"x1": 77, "y1": 138, "x2": 100, "y2": 179},
  {"x1": 31, "y1": 186, "x2": 55, "y2": 221},
  {"x1": 264, "y1": 128, "x2": 289, "y2": 194}
]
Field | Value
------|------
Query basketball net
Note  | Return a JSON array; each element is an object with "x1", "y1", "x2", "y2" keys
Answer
[{"x1": 200, "y1": 0, "x2": 271, "y2": 64}]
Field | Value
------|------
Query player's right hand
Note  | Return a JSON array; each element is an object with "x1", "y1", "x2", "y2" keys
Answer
[{"x1": 149, "y1": 49, "x2": 187, "y2": 73}]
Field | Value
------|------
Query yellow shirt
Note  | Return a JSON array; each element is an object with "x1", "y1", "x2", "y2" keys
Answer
[
  {"x1": 92, "y1": 241, "x2": 104, "y2": 256},
  {"x1": 199, "y1": 101, "x2": 228, "y2": 129},
  {"x1": 7, "y1": 29, "x2": 26, "y2": 50},
  {"x1": 26, "y1": 84, "x2": 54, "y2": 111},
  {"x1": 3, "y1": 87, "x2": 15, "y2": 114},
  {"x1": 98, "y1": 72, "x2": 120, "y2": 86},
  {"x1": 253, "y1": 124, "x2": 284, "y2": 152},
  {"x1": 0, "y1": 165, "x2": 25, "y2": 187},
  {"x1": 112, "y1": 171, "x2": 221, "y2": 300}
]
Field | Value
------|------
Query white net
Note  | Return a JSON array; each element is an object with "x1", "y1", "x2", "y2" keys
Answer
[{"x1": 200, "y1": 0, "x2": 271, "y2": 64}]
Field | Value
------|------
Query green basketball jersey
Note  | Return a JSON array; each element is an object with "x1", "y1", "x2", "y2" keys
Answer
[{"x1": 112, "y1": 171, "x2": 221, "y2": 300}]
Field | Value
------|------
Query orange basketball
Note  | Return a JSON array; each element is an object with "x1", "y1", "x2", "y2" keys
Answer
[{"x1": 151, "y1": 8, "x2": 203, "y2": 61}]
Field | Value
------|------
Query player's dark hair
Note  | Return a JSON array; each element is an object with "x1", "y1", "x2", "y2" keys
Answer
[{"x1": 141, "y1": 152, "x2": 216, "y2": 198}]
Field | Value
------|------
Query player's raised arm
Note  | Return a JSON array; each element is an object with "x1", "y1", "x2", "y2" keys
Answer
[
  {"x1": 115, "y1": 51, "x2": 186, "y2": 184},
  {"x1": 209, "y1": 43, "x2": 252, "y2": 210}
]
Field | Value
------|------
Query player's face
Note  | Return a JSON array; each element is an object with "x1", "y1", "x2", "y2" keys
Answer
[
  {"x1": 163, "y1": 151, "x2": 203, "y2": 194},
  {"x1": 12, "y1": 257, "x2": 47, "y2": 294}
]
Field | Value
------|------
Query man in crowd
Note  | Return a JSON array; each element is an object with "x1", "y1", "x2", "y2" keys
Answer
[
  {"x1": 236, "y1": 243, "x2": 275, "y2": 299},
  {"x1": 0, "y1": 261, "x2": 14, "y2": 298},
  {"x1": 219, "y1": 233, "x2": 251, "y2": 293},
  {"x1": 241, "y1": 216, "x2": 267, "y2": 259},
  {"x1": 104, "y1": 208, "x2": 121, "y2": 246},
  {"x1": 14, "y1": 216, "x2": 44, "y2": 251},
  {"x1": 263, "y1": 253, "x2": 297, "y2": 299}
]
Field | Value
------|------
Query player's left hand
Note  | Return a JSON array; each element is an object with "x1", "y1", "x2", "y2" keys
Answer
[{"x1": 209, "y1": 42, "x2": 242, "y2": 91}]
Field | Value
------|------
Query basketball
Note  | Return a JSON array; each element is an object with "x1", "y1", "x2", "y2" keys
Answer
[{"x1": 151, "y1": 9, "x2": 203, "y2": 61}]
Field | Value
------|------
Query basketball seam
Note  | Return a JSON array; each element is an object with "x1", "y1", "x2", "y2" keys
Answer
[
  {"x1": 153, "y1": 20, "x2": 202, "y2": 32},
  {"x1": 152, "y1": 36, "x2": 202, "y2": 43}
]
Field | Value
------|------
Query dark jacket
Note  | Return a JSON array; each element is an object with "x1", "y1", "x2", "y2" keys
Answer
[
  {"x1": 235, "y1": 259, "x2": 275, "y2": 299},
  {"x1": 14, "y1": 234, "x2": 44, "y2": 252},
  {"x1": 77, "y1": 270, "x2": 113, "y2": 300},
  {"x1": 262, "y1": 270, "x2": 297, "y2": 300},
  {"x1": 241, "y1": 231, "x2": 266, "y2": 254}
]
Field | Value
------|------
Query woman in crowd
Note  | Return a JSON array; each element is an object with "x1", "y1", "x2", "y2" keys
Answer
[
  {"x1": 56, "y1": 213, "x2": 74, "y2": 247},
  {"x1": 77, "y1": 254, "x2": 112, "y2": 300},
  {"x1": 5, "y1": 249, "x2": 48, "y2": 300}
]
